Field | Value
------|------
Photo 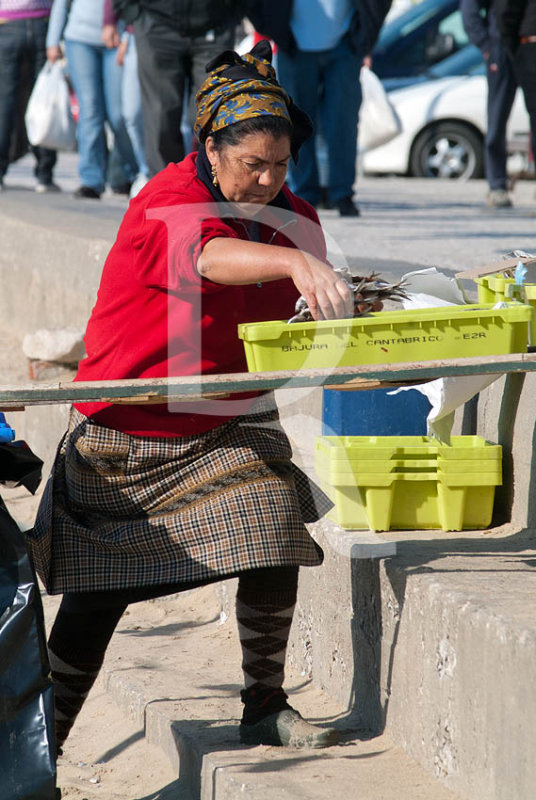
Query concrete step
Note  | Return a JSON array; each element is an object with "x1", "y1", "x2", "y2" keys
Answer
[
  {"x1": 285, "y1": 522, "x2": 536, "y2": 800},
  {"x1": 42, "y1": 585, "x2": 458, "y2": 800}
]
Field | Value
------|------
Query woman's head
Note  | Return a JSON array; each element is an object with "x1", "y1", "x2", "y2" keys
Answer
[
  {"x1": 194, "y1": 41, "x2": 312, "y2": 205},
  {"x1": 205, "y1": 115, "x2": 292, "y2": 205}
]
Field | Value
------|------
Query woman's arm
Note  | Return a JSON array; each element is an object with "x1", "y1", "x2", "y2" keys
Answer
[
  {"x1": 46, "y1": 0, "x2": 69, "y2": 54},
  {"x1": 197, "y1": 237, "x2": 354, "y2": 321}
]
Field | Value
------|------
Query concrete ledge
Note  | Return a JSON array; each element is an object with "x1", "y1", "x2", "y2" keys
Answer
[{"x1": 288, "y1": 525, "x2": 536, "y2": 800}]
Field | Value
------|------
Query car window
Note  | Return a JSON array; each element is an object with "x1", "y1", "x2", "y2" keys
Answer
[
  {"x1": 373, "y1": 1, "x2": 473, "y2": 78},
  {"x1": 425, "y1": 12, "x2": 469, "y2": 65},
  {"x1": 376, "y1": 0, "x2": 457, "y2": 48},
  {"x1": 438, "y1": 11, "x2": 470, "y2": 50}
]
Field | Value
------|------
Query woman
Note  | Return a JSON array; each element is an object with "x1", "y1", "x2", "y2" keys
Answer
[
  {"x1": 27, "y1": 41, "x2": 353, "y2": 752},
  {"x1": 46, "y1": 0, "x2": 138, "y2": 198}
]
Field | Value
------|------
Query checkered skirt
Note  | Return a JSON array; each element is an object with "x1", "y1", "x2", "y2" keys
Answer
[{"x1": 27, "y1": 396, "x2": 329, "y2": 594}]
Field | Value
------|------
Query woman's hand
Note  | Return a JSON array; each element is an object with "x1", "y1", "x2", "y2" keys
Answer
[
  {"x1": 289, "y1": 253, "x2": 354, "y2": 321},
  {"x1": 47, "y1": 45, "x2": 62, "y2": 63},
  {"x1": 102, "y1": 24, "x2": 120, "y2": 49},
  {"x1": 116, "y1": 37, "x2": 128, "y2": 66}
]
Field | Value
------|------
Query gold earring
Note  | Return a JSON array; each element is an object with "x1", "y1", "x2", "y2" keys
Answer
[{"x1": 211, "y1": 164, "x2": 219, "y2": 187}]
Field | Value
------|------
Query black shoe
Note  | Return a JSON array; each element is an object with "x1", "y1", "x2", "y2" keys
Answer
[
  {"x1": 336, "y1": 196, "x2": 360, "y2": 217},
  {"x1": 74, "y1": 186, "x2": 101, "y2": 199},
  {"x1": 111, "y1": 182, "x2": 132, "y2": 195}
]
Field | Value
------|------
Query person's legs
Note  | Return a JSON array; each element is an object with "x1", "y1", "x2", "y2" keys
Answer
[
  {"x1": 121, "y1": 34, "x2": 149, "y2": 178},
  {"x1": 0, "y1": 20, "x2": 25, "y2": 182},
  {"x1": 28, "y1": 16, "x2": 57, "y2": 187},
  {"x1": 65, "y1": 39, "x2": 107, "y2": 194},
  {"x1": 513, "y1": 42, "x2": 536, "y2": 165},
  {"x1": 188, "y1": 25, "x2": 236, "y2": 148},
  {"x1": 277, "y1": 48, "x2": 323, "y2": 206},
  {"x1": 485, "y1": 50, "x2": 517, "y2": 197},
  {"x1": 102, "y1": 44, "x2": 137, "y2": 184},
  {"x1": 47, "y1": 593, "x2": 127, "y2": 752},
  {"x1": 320, "y1": 36, "x2": 362, "y2": 210},
  {"x1": 237, "y1": 566, "x2": 338, "y2": 748},
  {"x1": 133, "y1": 13, "x2": 189, "y2": 176}
]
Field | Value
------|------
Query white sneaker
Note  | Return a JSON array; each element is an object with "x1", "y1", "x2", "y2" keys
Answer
[
  {"x1": 486, "y1": 189, "x2": 512, "y2": 208},
  {"x1": 35, "y1": 181, "x2": 61, "y2": 194},
  {"x1": 129, "y1": 173, "x2": 150, "y2": 198}
]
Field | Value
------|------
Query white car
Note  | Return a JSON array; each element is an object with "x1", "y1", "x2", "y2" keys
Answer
[{"x1": 362, "y1": 74, "x2": 531, "y2": 180}]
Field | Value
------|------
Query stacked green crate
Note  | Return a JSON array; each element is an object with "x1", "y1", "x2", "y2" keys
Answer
[{"x1": 314, "y1": 436, "x2": 502, "y2": 532}]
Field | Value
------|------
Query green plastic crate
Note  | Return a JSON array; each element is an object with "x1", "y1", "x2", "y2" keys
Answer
[
  {"x1": 237, "y1": 303, "x2": 532, "y2": 373},
  {"x1": 475, "y1": 275, "x2": 536, "y2": 344},
  {"x1": 315, "y1": 435, "x2": 502, "y2": 531},
  {"x1": 320, "y1": 472, "x2": 500, "y2": 531},
  {"x1": 315, "y1": 435, "x2": 502, "y2": 462}
]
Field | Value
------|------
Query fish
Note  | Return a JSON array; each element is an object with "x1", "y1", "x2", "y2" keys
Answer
[{"x1": 288, "y1": 269, "x2": 409, "y2": 323}]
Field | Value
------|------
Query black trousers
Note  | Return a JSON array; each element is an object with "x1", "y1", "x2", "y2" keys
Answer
[
  {"x1": 485, "y1": 48, "x2": 518, "y2": 191},
  {"x1": 513, "y1": 41, "x2": 536, "y2": 163},
  {"x1": 133, "y1": 13, "x2": 234, "y2": 176},
  {"x1": 0, "y1": 17, "x2": 57, "y2": 182}
]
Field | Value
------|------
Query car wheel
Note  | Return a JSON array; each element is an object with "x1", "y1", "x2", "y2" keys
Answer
[{"x1": 409, "y1": 122, "x2": 484, "y2": 180}]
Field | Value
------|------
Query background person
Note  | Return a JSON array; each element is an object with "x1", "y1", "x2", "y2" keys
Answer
[
  {"x1": 102, "y1": 0, "x2": 149, "y2": 198},
  {"x1": 27, "y1": 41, "x2": 354, "y2": 755},
  {"x1": 46, "y1": 0, "x2": 139, "y2": 198},
  {"x1": 0, "y1": 0, "x2": 60, "y2": 194},
  {"x1": 500, "y1": 0, "x2": 536, "y2": 166},
  {"x1": 111, "y1": 0, "x2": 246, "y2": 177},
  {"x1": 461, "y1": 0, "x2": 518, "y2": 208},
  {"x1": 247, "y1": 0, "x2": 392, "y2": 216}
]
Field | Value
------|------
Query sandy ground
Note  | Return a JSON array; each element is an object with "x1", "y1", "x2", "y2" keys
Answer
[
  {"x1": 5, "y1": 480, "x2": 185, "y2": 800},
  {"x1": 1, "y1": 324, "x2": 182, "y2": 800}
]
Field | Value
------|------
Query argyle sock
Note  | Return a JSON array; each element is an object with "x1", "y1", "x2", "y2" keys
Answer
[
  {"x1": 236, "y1": 568, "x2": 298, "y2": 725},
  {"x1": 47, "y1": 601, "x2": 125, "y2": 751}
]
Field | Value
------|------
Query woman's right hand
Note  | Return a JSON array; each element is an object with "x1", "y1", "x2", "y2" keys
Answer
[
  {"x1": 47, "y1": 45, "x2": 61, "y2": 63},
  {"x1": 102, "y1": 24, "x2": 120, "y2": 49},
  {"x1": 289, "y1": 253, "x2": 354, "y2": 321}
]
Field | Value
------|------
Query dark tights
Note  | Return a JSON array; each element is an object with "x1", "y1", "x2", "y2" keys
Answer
[{"x1": 48, "y1": 566, "x2": 299, "y2": 751}]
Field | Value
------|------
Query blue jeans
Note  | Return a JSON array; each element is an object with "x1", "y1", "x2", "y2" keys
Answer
[
  {"x1": 277, "y1": 36, "x2": 362, "y2": 206},
  {"x1": 65, "y1": 39, "x2": 138, "y2": 193},
  {"x1": 0, "y1": 16, "x2": 56, "y2": 183},
  {"x1": 121, "y1": 34, "x2": 149, "y2": 177}
]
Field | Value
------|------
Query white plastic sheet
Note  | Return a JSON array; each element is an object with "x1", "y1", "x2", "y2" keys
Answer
[{"x1": 390, "y1": 268, "x2": 500, "y2": 442}]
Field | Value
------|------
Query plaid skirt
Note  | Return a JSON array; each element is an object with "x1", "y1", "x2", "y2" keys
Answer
[{"x1": 27, "y1": 395, "x2": 330, "y2": 594}]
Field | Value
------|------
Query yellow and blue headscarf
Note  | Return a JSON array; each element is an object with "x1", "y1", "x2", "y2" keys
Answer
[{"x1": 194, "y1": 40, "x2": 312, "y2": 162}]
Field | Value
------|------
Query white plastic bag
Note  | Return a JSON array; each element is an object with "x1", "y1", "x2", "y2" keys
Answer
[
  {"x1": 25, "y1": 61, "x2": 77, "y2": 151},
  {"x1": 358, "y1": 66, "x2": 401, "y2": 152}
]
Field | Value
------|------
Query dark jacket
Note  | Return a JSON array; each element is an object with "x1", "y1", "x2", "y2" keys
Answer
[
  {"x1": 461, "y1": 0, "x2": 503, "y2": 53},
  {"x1": 112, "y1": 0, "x2": 245, "y2": 36},
  {"x1": 246, "y1": 0, "x2": 392, "y2": 56},
  {"x1": 500, "y1": 0, "x2": 536, "y2": 53}
]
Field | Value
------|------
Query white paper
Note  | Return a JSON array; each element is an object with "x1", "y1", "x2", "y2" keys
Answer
[{"x1": 391, "y1": 267, "x2": 501, "y2": 442}]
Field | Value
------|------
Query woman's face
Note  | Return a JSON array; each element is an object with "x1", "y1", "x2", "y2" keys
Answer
[{"x1": 205, "y1": 132, "x2": 292, "y2": 207}]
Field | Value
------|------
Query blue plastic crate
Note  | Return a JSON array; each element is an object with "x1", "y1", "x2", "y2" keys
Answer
[{"x1": 321, "y1": 387, "x2": 431, "y2": 437}]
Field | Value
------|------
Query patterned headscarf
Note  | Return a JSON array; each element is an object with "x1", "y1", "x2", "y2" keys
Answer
[{"x1": 194, "y1": 40, "x2": 312, "y2": 161}]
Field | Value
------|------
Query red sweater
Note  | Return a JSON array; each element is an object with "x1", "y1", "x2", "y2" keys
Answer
[{"x1": 74, "y1": 153, "x2": 327, "y2": 436}]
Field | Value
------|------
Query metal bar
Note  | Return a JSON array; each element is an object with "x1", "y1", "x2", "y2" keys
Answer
[{"x1": 0, "y1": 352, "x2": 535, "y2": 408}]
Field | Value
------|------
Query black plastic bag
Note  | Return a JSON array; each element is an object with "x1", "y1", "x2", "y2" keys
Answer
[{"x1": 0, "y1": 439, "x2": 58, "y2": 800}]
